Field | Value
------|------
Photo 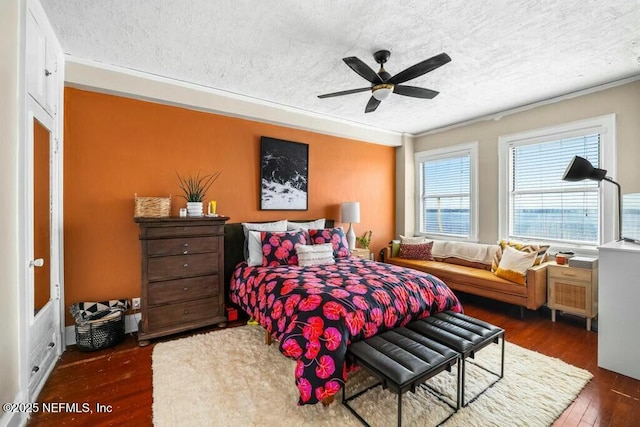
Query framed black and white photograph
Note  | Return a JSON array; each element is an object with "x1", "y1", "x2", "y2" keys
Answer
[{"x1": 260, "y1": 137, "x2": 308, "y2": 210}]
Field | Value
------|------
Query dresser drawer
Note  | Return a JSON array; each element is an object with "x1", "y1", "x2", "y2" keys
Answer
[
  {"x1": 148, "y1": 253, "x2": 219, "y2": 281},
  {"x1": 147, "y1": 237, "x2": 219, "y2": 256},
  {"x1": 147, "y1": 297, "x2": 220, "y2": 330},
  {"x1": 548, "y1": 265, "x2": 592, "y2": 282},
  {"x1": 146, "y1": 225, "x2": 223, "y2": 239},
  {"x1": 148, "y1": 275, "x2": 219, "y2": 305}
]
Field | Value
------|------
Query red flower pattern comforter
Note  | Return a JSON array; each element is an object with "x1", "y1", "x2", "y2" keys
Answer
[{"x1": 230, "y1": 257, "x2": 462, "y2": 405}]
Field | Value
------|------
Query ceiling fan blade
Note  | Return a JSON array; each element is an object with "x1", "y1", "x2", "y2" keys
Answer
[
  {"x1": 365, "y1": 96, "x2": 381, "y2": 113},
  {"x1": 317, "y1": 87, "x2": 371, "y2": 99},
  {"x1": 388, "y1": 52, "x2": 451, "y2": 85},
  {"x1": 343, "y1": 57, "x2": 383, "y2": 84},
  {"x1": 393, "y1": 85, "x2": 439, "y2": 99}
]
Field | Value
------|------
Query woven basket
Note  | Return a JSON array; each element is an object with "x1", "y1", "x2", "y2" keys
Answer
[{"x1": 134, "y1": 194, "x2": 171, "y2": 218}]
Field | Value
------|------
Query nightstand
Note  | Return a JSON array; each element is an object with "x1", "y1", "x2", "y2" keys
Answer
[
  {"x1": 351, "y1": 248, "x2": 373, "y2": 260},
  {"x1": 547, "y1": 261, "x2": 598, "y2": 331}
]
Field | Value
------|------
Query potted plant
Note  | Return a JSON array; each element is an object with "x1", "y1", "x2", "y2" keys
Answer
[
  {"x1": 357, "y1": 230, "x2": 373, "y2": 250},
  {"x1": 176, "y1": 171, "x2": 222, "y2": 217}
]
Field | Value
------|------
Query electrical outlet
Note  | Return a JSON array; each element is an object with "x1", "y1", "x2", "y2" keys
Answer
[{"x1": 132, "y1": 298, "x2": 141, "y2": 310}]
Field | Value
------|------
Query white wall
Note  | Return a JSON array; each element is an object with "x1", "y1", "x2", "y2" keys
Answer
[
  {"x1": 398, "y1": 80, "x2": 640, "y2": 242},
  {"x1": 0, "y1": 0, "x2": 23, "y2": 419}
]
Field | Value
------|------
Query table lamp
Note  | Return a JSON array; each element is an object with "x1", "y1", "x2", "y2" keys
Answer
[{"x1": 341, "y1": 202, "x2": 360, "y2": 250}]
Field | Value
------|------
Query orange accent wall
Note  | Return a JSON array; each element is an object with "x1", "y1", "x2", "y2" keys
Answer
[{"x1": 63, "y1": 88, "x2": 396, "y2": 325}]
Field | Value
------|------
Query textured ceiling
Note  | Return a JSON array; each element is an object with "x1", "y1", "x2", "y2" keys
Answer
[{"x1": 41, "y1": 0, "x2": 640, "y2": 135}]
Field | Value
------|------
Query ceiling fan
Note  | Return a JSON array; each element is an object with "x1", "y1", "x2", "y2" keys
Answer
[{"x1": 318, "y1": 50, "x2": 451, "y2": 113}]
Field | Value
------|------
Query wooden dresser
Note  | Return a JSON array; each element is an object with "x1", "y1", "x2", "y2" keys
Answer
[{"x1": 135, "y1": 216, "x2": 229, "y2": 345}]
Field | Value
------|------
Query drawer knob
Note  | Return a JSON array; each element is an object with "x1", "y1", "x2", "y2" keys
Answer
[
  {"x1": 183, "y1": 250, "x2": 188, "y2": 254},
  {"x1": 48, "y1": 342, "x2": 55, "y2": 349},
  {"x1": 183, "y1": 263, "x2": 189, "y2": 267},
  {"x1": 183, "y1": 243, "x2": 189, "y2": 247},
  {"x1": 184, "y1": 309, "x2": 189, "y2": 314},
  {"x1": 32, "y1": 366, "x2": 40, "y2": 374},
  {"x1": 183, "y1": 287, "x2": 189, "y2": 291}
]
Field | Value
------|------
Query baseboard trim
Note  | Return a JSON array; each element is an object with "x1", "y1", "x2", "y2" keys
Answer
[
  {"x1": 0, "y1": 391, "x2": 28, "y2": 427},
  {"x1": 65, "y1": 312, "x2": 141, "y2": 346}
]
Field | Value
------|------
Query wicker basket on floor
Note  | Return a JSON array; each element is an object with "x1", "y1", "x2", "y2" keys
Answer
[{"x1": 134, "y1": 194, "x2": 171, "y2": 218}]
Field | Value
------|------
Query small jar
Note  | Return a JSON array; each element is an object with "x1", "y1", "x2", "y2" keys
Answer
[
  {"x1": 556, "y1": 254, "x2": 566, "y2": 265},
  {"x1": 179, "y1": 208, "x2": 187, "y2": 217}
]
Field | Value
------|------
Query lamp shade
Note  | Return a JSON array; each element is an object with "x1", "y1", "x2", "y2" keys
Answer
[
  {"x1": 562, "y1": 155, "x2": 623, "y2": 241},
  {"x1": 562, "y1": 156, "x2": 607, "y2": 182},
  {"x1": 341, "y1": 202, "x2": 360, "y2": 224}
]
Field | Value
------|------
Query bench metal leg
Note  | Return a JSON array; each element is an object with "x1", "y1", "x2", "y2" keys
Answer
[{"x1": 397, "y1": 392, "x2": 402, "y2": 427}]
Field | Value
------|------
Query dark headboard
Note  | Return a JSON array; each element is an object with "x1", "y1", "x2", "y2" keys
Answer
[{"x1": 223, "y1": 219, "x2": 334, "y2": 302}]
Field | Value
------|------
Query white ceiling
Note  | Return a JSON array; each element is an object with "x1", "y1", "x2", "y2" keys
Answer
[{"x1": 40, "y1": 0, "x2": 640, "y2": 135}]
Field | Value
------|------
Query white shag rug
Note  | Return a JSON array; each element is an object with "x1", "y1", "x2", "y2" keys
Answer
[{"x1": 152, "y1": 326, "x2": 592, "y2": 427}]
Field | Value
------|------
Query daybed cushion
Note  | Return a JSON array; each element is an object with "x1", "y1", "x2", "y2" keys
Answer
[{"x1": 389, "y1": 257, "x2": 528, "y2": 297}]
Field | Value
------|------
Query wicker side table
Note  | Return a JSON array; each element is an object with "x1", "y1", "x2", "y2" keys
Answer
[{"x1": 547, "y1": 261, "x2": 598, "y2": 331}]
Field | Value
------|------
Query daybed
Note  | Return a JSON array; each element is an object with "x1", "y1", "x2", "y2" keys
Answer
[
  {"x1": 223, "y1": 220, "x2": 463, "y2": 405},
  {"x1": 385, "y1": 239, "x2": 548, "y2": 311}
]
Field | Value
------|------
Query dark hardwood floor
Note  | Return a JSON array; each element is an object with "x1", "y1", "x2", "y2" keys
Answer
[{"x1": 28, "y1": 294, "x2": 640, "y2": 426}]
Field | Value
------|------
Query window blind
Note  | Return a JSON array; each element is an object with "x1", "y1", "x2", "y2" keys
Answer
[
  {"x1": 510, "y1": 134, "x2": 600, "y2": 244},
  {"x1": 420, "y1": 153, "x2": 470, "y2": 236}
]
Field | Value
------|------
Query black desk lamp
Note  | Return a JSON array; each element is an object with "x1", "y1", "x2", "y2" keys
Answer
[{"x1": 562, "y1": 155, "x2": 622, "y2": 241}]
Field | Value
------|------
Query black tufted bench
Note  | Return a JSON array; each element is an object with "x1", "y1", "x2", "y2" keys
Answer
[
  {"x1": 408, "y1": 311, "x2": 505, "y2": 407},
  {"x1": 344, "y1": 327, "x2": 460, "y2": 427}
]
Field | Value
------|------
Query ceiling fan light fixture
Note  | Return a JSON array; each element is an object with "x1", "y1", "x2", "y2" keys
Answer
[{"x1": 372, "y1": 84, "x2": 394, "y2": 101}]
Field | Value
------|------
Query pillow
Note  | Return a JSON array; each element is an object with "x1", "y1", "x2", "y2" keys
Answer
[
  {"x1": 309, "y1": 227, "x2": 350, "y2": 258},
  {"x1": 261, "y1": 230, "x2": 307, "y2": 267},
  {"x1": 399, "y1": 235, "x2": 429, "y2": 244},
  {"x1": 242, "y1": 220, "x2": 288, "y2": 266},
  {"x1": 492, "y1": 239, "x2": 550, "y2": 271},
  {"x1": 287, "y1": 218, "x2": 326, "y2": 231},
  {"x1": 390, "y1": 240, "x2": 401, "y2": 258},
  {"x1": 398, "y1": 242, "x2": 434, "y2": 260},
  {"x1": 494, "y1": 246, "x2": 537, "y2": 285},
  {"x1": 296, "y1": 243, "x2": 335, "y2": 267}
]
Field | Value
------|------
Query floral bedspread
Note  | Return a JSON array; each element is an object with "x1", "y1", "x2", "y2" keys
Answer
[{"x1": 229, "y1": 257, "x2": 462, "y2": 405}]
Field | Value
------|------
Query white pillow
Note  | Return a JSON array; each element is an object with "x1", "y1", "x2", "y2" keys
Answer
[
  {"x1": 400, "y1": 235, "x2": 429, "y2": 244},
  {"x1": 242, "y1": 220, "x2": 288, "y2": 266},
  {"x1": 494, "y1": 246, "x2": 536, "y2": 285},
  {"x1": 296, "y1": 243, "x2": 335, "y2": 267},
  {"x1": 287, "y1": 218, "x2": 326, "y2": 231}
]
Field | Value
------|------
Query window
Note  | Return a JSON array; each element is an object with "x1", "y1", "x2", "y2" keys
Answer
[
  {"x1": 415, "y1": 142, "x2": 478, "y2": 240},
  {"x1": 499, "y1": 115, "x2": 616, "y2": 247}
]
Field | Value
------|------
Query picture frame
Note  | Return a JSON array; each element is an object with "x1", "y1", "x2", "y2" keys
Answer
[{"x1": 260, "y1": 137, "x2": 308, "y2": 210}]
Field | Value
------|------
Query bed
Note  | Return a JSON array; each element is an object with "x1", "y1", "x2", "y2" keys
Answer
[{"x1": 224, "y1": 221, "x2": 463, "y2": 405}]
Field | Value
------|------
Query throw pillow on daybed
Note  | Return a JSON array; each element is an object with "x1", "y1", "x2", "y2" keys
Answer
[
  {"x1": 296, "y1": 243, "x2": 335, "y2": 267},
  {"x1": 494, "y1": 246, "x2": 537, "y2": 285},
  {"x1": 491, "y1": 239, "x2": 550, "y2": 272},
  {"x1": 260, "y1": 230, "x2": 307, "y2": 267},
  {"x1": 398, "y1": 241, "x2": 435, "y2": 261}
]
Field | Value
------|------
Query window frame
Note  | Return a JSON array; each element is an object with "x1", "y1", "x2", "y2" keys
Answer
[
  {"x1": 414, "y1": 141, "x2": 479, "y2": 242},
  {"x1": 498, "y1": 114, "x2": 617, "y2": 250}
]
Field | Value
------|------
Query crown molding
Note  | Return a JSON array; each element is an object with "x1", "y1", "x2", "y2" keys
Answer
[
  {"x1": 415, "y1": 74, "x2": 640, "y2": 137},
  {"x1": 64, "y1": 56, "x2": 405, "y2": 147}
]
